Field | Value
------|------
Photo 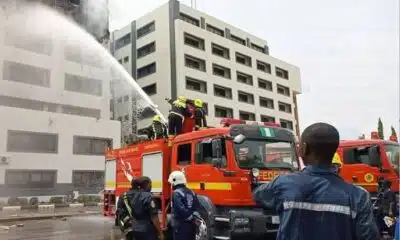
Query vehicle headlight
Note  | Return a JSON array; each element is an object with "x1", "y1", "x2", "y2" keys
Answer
[
  {"x1": 234, "y1": 217, "x2": 249, "y2": 226},
  {"x1": 251, "y1": 168, "x2": 260, "y2": 178}
]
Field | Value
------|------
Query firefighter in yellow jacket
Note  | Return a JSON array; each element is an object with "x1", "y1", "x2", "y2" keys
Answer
[
  {"x1": 193, "y1": 99, "x2": 207, "y2": 131},
  {"x1": 332, "y1": 153, "x2": 342, "y2": 174},
  {"x1": 166, "y1": 96, "x2": 191, "y2": 136}
]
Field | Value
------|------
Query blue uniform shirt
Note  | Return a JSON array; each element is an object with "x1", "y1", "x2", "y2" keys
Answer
[
  {"x1": 253, "y1": 165, "x2": 380, "y2": 240},
  {"x1": 171, "y1": 184, "x2": 200, "y2": 223}
]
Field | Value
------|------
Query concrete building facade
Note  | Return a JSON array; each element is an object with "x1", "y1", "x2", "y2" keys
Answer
[
  {"x1": 0, "y1": 1, "x2": 120, "y2": 200},
  {"x1": 111, "y1": 0, "x2": 302, "y2": 138}
]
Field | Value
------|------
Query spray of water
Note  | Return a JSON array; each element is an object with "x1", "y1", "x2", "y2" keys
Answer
[{"x1": 2, "y1": 1, "x2": 166, "y2": 123}]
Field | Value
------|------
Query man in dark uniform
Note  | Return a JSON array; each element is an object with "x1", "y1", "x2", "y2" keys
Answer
[
  {"x1": 165, "y1": 96, "x2": 191, "y2": 136},
  {"x1": 375, "y1": 179, "x2": 397, "y2": 236},
  {"x1": 145, "y1": 115, "x2": 167, "y2": 140},
  {"x1": 253, "y1": 122, "x2": 380, "y2": 240},
  {"x1": 168, "y1": 171, "x2": 202, "y2": 240},
  {"x1": 117, "y1": 176, "x2": 163, "y2": 240}
]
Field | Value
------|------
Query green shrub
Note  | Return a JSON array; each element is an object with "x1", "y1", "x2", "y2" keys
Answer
[
  {"x1": 76, "y1": 195, "x2": 101, "y2": 203},
  {"x1": 29, "y1": 197, "x2": 39, "y2": 206}
]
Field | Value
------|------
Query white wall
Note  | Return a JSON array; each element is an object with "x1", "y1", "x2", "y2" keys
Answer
[{"x1": 0, "y1": 107, "x2": 121, "y2": 184}]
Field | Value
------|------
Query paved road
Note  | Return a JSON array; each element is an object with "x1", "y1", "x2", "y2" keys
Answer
[{"x1": 0, "y1": 215, "x2": 122, "y2": 240}]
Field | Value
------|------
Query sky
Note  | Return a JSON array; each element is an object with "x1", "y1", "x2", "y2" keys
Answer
[{"x1": 109, "y1": 0, "x2": 399, "y2": 139}]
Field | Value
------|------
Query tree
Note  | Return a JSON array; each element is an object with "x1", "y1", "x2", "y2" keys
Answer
[
  {"x1": 391, "y1": 126, "x2": 398, "y2": 142},
  {"x1": 377, "y1": 118, "x2": 384, "y2": 139}
]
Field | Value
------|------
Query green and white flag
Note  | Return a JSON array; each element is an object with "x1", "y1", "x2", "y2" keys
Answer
[{"x1": 260, "y1": 127, "x2": 275, "y2": 137}]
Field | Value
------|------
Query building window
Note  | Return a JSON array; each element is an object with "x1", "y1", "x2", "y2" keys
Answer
[
  {"x1": 276, "y1": 67, "x2": 289, "y2": 79},
  {"x1": 251, "y1": 43, "x2": 265, "y2": 54},
  {"x1": 123, "y1": 95, "x2": 129, "y2": 102},
  {"x1": 117, "y1": 116, "x2": 122, "y2": 122},
  {"x1": 278, "y1": 101, "x2": 292, "y2": 113},
  {"x1": 235, "y1": 52, "x2": 251, "y2": 67},
  {"x1": 184, "y1": 33, "x2": 204, "y2": 50},
  {"x1": 7, "y1": 130, "x2": 58, "y2": 153},
  {"x1": 259, "y1": 97, "x2": 274, "y2": 109},
  {"x1": 3, "y1": 61, "x2": 50, "y2": 87},
  {"x1": 137, "y1": 42, "x2": 156, "y2": 58},
  {"x1": 206, "y1": 24, "x2": 224, "y2": 36},
  {"x1": 137, "y1": 62, "x2": 156, "y2": 79},
  {"x1": 258, "y1": 78, "x2": 273, "y2": 91},
  {"x1": 64, "y1": 73, "x2": 102, "y2": 96},
  {"x1": 261, "y1": 115, "x2": 276, "y2": 123},
  {"x1": 214, "y1": 84, "x2": 232, "y2": 99},
  {"x1": 73, "y1": 171, "x2": 104, "y2": 189},
  {"x1": 186, "y1": 77, "x2": 207, "y2": 93},
  {"x1": 211, "y1": 43, "x2": 229, "y2": 59},
  {"x1": 142, "y1": 83, "x2": 157, "y2": 96},
  {"x1": 4, "y1": 29, "x2": 53, "y2": 55},
  {"x1": 212, "y1": 64, "x2": 231, "y2": 79},
  {"x1": 62, "y1": 105, "x2": 101, "y2": 118},
  {"x1": 123, "y1": 56, "x2": 129, "y2": 63},
  {"x1": 117, "y1": 97, "x2": 123, "y2": 103},
  {"x1": 0, "y1": 95, "x2": 45, "y2": 111},
  {"x1": 239, "y1": 111, "x2": 256, "y2": 121},
  {"x1": 236, "y1": 71, "x2": 253, "y2": 85},
  {"x1": 184, "y1": 55, "x2": 206, "y2": 72},
  {"x1": 238, "y1": 91, "x2": 254, "y2": 104},
  {"x1": 277, "y1": 84, "x2": 290, "y2": 96},
  {"x1": 215, "y1": 105, "x2": 233, "y2": 118},
  {"x1": 137, "y1": 21, "x2": 155, "y2": 39},
  {"x1": 73, "y1": 136, "x2": 113, "y2": 155},
  {"x1": 65, "y1": 45, "x2": 103, "y2": 68},
  {"x1": 5, "y1": 170, "x2": 56, "y2": 189},
  {"x1": 137, "y1": 107, "x2": 155, "y2": 119},
  {"x1": 124, "y1": 115, "x2": 129, "y2": 121},
  {"x1": 115, "y1": 33, "x2": 131, "y2": 50},
  {"x1": 230, "y1": 34, "x2": 245, "y2": 45},
  {"x1": 118, "y1": 59, "x2": 122, "y2": 64},
  {"x1": 180, "y1": 13, "x2": 199, "y2": 27},
  {"x1": 280, "y1": 119, "x2": 294, "y2": 130},
  {"x1": 256, "y1": 60, "x2": 271, "y2": 73}
]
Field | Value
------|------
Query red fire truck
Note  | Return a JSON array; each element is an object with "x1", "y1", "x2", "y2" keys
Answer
[{"x1": 104, "y1": 118, "x2": 298, "y2": 239}]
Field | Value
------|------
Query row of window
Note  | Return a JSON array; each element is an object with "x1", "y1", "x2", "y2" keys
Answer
[
  {"x1": 0, "y1": 94, "x2": 101, "y2": 119},
  {"x1": 6, "y1": 130, "x2": 112, "y2": 155},
  {"x1": 115, "y1": 22, "x2": 156, "y2": 50},
  {"x1": 4, "y1": 170, "x2": 104, "y2": 189},
  {"x1": 115, "y1": 83, "x2": 157, "y2": 104},
  {"x1": 179, "y1": 13, "x2": 269, "y2": 55},
  {"x1": 185, "y1": 77, "x2": 292, "y2": 113},
  {"x1": 212, "y1": 105, "x2": 294, "y2": 130},
  {"x1": 2, "y1": 61, "x2": 103, "y2": 97}
]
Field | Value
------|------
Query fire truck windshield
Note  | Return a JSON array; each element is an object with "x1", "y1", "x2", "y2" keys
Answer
[
  {"x1": 234, "y1": 139, "x2": 298, "y2": 170},
  {"x1": 385, "y1": 144, "x2": 400, "y2": 174}
]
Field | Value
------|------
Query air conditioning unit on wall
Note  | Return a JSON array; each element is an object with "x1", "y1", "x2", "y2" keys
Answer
[{"x1": 0, "y1": 156, "x2": 10, "y2": 165}]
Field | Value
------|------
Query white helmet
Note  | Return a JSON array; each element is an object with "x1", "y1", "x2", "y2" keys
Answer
[{"x1": 168, "y1": 171, "x2": 186, "y2": 186}]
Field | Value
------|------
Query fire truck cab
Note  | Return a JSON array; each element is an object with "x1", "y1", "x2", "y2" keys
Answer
[{"x1": 104, "y1": 118, "x2": 298, "y2": 239}]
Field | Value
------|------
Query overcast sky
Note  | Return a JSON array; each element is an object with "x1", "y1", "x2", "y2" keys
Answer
[{"x1": 109, "y1": 0, "x2": 399, "y2": 139}]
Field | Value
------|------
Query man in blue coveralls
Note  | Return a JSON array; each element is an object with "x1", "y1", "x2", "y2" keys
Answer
[{"x1": 253, "y1": 122, "x2": 380, "y2": 240}]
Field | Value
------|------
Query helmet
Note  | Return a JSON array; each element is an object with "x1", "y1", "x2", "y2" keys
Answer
[
  {"x1": 194, "y1": 99, "x2": 203, "y2": 108},
  {"x1": 332, "y1": 153, "x2": 342, "y2": 166},
  {"x1": 178, "y1": 96, "x2": 186, "y2": 103},
  {"x1": 152, "y1": 115, "x2": 161, "y2": 122},
  {"x1": 168, "y1": 171, "x2": 186, "y2": 186}
]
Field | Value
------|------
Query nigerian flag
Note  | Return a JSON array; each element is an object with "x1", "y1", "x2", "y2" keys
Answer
[{"x1": 260, "y1": 127, "x2": 275, "y2": 137}]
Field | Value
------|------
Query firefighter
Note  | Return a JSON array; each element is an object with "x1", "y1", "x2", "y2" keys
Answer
[
  {"x1": 193, "y1": 99, "x2": 207, "y2": 130},
  {"x1": 117, "y1": 176, "x2": 163, "y2": 240},
  {"x1": 331, "y1": 153, "x2": 342, "y2": 174},
  {"x1": 252, "y1": 123, "x2": 380, "y2": 240},
  {"x1": 145, "y1": 115, "x2": 167, "y2": 139},
  {"x1": 374, "y1": 179, "x2": 397, "y2": 237},
  {"x1": 168, "y1": 171, "x2": 202, "y2": 240},
  {"x1": 166, "y1": 96, "x2": 191, "y2": 136}
]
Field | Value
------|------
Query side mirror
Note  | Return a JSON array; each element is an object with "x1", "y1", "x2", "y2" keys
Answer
[
  {"x1": 211, "y1": 139, "x2": 222, "y2": 159},
  {"x1": 212, "y1": 158, "x2": 223, "y2": 168},
  {"x1": 368, "y1": 145, "x2": 381, "y2": 167},
  {"x1": 233, "y1": 134, "x2": 246, "y2": 144}
]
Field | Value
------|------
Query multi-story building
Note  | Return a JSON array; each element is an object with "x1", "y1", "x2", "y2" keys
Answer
[
  {"x1": 0, "y1": 0, "x2": 119, "y2": 200},
  {"x1": 111, "y1": 0, "x2": 301, "y2": 138}
]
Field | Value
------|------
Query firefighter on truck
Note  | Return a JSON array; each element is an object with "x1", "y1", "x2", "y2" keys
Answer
[{"x1": 104, "y1": 117, "x2": 302, "y2": 239}]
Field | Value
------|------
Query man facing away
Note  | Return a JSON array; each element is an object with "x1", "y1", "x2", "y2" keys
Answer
[
  {"x1": 253, "y1": 122, "x2": 380, "y2": 240},
  {"x1": 117, "y1": 176, "x2": 163, "y2": 240}
]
